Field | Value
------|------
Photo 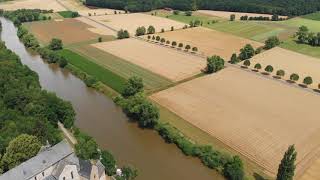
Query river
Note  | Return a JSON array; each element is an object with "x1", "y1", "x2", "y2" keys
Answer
[{"x1": 0, "y1": 17, "x2": 224, "y2": 180}]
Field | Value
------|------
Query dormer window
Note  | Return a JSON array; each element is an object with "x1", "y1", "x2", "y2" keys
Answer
[
  {"x1": 42, "y1": 172, "x2": 45, "y2": 176},
  {"x1": 71, "y1": 171, "x2": 74, "y2": 179}
]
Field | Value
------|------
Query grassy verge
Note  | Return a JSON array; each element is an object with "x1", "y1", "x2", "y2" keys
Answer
[
  {"x1": 69, "y1": 44, "x2": 173, "y2": 92},
  {"x1": 58, "y1": 11, "x2": 77, "y2": 18},
  {"x1": 302, "y1": 12, "x2": 320, "y2": 21},
  {"x1": 280, "y1": 38, "x2": 320, "y2": 59},
  {"x1": 277, "y1": 17, "x2": 320, "y2": 32},
  {"x1": 59, "y1": 49, "x2": 126, "y2": 93}
]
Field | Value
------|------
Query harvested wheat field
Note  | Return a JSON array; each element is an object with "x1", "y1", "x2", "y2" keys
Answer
[
  {"x1": 78, "y1": 8, "x2": 125, "y2": 16},
  {"x1": 151, "y1": 66, "x2": 320, "y2": 176},
  {"x1": 0, "y1": 0, "x2": 66, "y2": 11},
  {"x1": 197, "y1": 10, "x2": 287, "y2": 20},
  {"x1": 250, "y1": 47, "x2": 320, "y2": 89},
  {"x1": 24, "y1": 18, "x2": 114, "y2": 45},
  {"x1": 154, "y1": 27, "x2": 262, "y2": 59},
  {"x1": 90, "y1": 13, "x2": 186, "y2": 34},
  {"x1": 76, "y1": 17, "x2": 116, "y2": 36},
  {"x1": 92, "y1": 38, "x2": 205, "y2": 81}
]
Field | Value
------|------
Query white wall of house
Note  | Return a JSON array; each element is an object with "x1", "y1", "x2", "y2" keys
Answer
[{"x1": 58, "y1": 165, "x2": 80, "y2": 180}]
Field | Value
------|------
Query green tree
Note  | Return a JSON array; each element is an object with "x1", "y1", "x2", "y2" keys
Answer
[
  {"x1": 178, "y1": 43, "x2": 184, "y2": 48},
  {"x1": 290, "y1": 73, "x2": 299, "y2": 82},
  {"x1": 135, "y1": 26, "x2": 146, "y2": 36},
  {"x1": 243, "y1": 60, "x2": 250, "y2": 68},
  {"x1": 116, "y1": 166, "x2": 138, "y2": 180},
  {"x1": 265, "y1": 36, "x2": 280, "y2": 49},
  {"x1": 1, "y1": 134, "x2": 41, "y2": 171},
  {"x1": 254, "y1": 63, "x2": 262, "y2": 71},
  {"x1": 276, "y1": 69, "x2": 285, "y2": 78},
  {"x1": 58, "y1": 56, "x2": 68, "y2": 68},
  {"x1": 185, "y1": 45, "x2": 191, "y2": 51},
  {"x1": 156, "y1": 36, "x2": 160, "y2": 41},
  {"x1": 303, "y1": 76, "x2": 313, "y2": 86},
  {"x1": 101, "y1": 150, "x2": 116, "y2": 176},
  {"x1": 122, "y1": 76, "x2": 144, "y2": 98},
  {"x1": 185, "y1": 11, "x2": 192, "y2": 16},
  {"x1": 160, "y1": 38, "x2": 166, "y2": 44},
  {"x1": 147, "y1": 25, "x2": 155, "y2": 34},
  {"x1": 117, "y1": 29, "x2": 130, "y2": 39},
  {"x1": 276, "y1": 145, "x2": 297, "y2": 180},
  {"x1": 230, "y1": 53, "x2": 239, "y2": 64},
  {"x1": 206, "y1": 55, "x2": 225, "y2": 74},
  {"x1": 172, "y1": 41, "x2": 177, "y2": 47},
  {"x1": 223, "y1": 156, "x2": 244, "y2": 180},
  {"x1": 75, "y1": 133, "x2": 100, "y2": 160},
  {"x1": 296, "y1": 26, "x2": 309, "y2": 44},
  {"x1": 230, "y1": 14, "x2": 236, "y2": 21},
  {"x1": 239, "y1": 44, "x2": 255, "y2": 60},
  {"x1": 192, "y1": 47, "x2": 198, "y2": 52},
  {"x1": 166, "y1": 40, "x2": 170, "y2": 45},
  {"x1": 48, "y1": 38, "x2": 63, "y2": 51},
  {"x1": 264, "y1": 65, "x2": 274, "y2": 74}
]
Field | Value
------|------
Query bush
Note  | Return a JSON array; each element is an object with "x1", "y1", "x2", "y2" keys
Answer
[
  {"x1": 239, "y1": 44, "x2": 255, "y2": 60},
  {"x1": 122, "y1": 76, "x2": 144, "y2": 98},
  {"x1": 178, "y1": 43, "x2": 183, "y2": 48},
  {"x1": 185, "y1": 11, "x2": 192, "y2": 16},
  {"x1": 290, "y1": 73, "x2": 299, "y2": 82},
  {"x1": 166, "y1": 40, "x2": 170, "y2": 45},
  {"x1": 172, "y1": 41, "x2": 177, "y2": 47},
  {"x1": 230, "y1": 14, "x2": 236, "y2": 21},
  {"x1": 303, "y1": 76, "x2": 313, "y2": 86},
  {"x1": 48, "y1": 38, "x2": 63, "y2": 50},
  {"x1": 147, "y1": 25, "x2": 155, "y2": 34},
  {"x1": 254, "y1": 63, "x2": 262, "y2": 70},
  {"x1": 264, "y1": 65, "x2": 274, "y2": 74},
  {"x1": 75, "y1": 132, "x2": 100, "y2": 160},
  {"x1": 101, "y1": 150, "x2": 117, "y2": 176},
  {"x1": 171, "y1": 26, "x2": 174, "y2": 31},
  {"x1": 84, "y1": 76, "x2": 98, "y2": 87},
  {"x1": 160, "y1": 38, "x2": 166, "y2": 44},
  {"x1": 192, "y1": 47, "x2": 198, "y2": 52},
  {"x1": 58, "y1": 56, "x2": 68, "y2": 68},
  {"x1": 223, "y1": 156, "x2": 245, "y2": 180},
  {"x1": 206, "y1": 55, "x2": 225, "y2": 74},
  {"x1": 185, "y1": 44, "x2": 191, "y2": 51},
  {"x1": 152, "y1": 35, "x2": 155, "y2": 40},
  {"x1": 161, "y1": 28, "x2": 165, "y2": 33},
  {"x1": 276, "y1": 69, "x2": 285, "y2": 78},
  {"x1": 255, "y1": 47, "x2": 263, "y2": 54},
  {"x1": 98, "y1": 37, "x2": 102, "y2": 42},
  {"x1": 156, "y1": 36, "x2": 161, "y2": 41},
  {"x1": 230, "y1": 53, "x2": 239, "y2": 64}
]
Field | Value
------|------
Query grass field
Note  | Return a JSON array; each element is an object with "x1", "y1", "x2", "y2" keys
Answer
[
  {"x1": 280, "y1": 38, "x2": 320, "y2": 59},
  {"x1": 69, "y1": 44, "x2": 172, "y2": 91},
  {"x1": 302, "y1": 12, "x2": 320, "y2": 21},
  {"x1": 197, "y1": 10, "x2": 287, "y2": 20},
  {"x1": 58, "y1": 11, "x2": 76, "y2": 18},
  {"x1": 278, "y1": 17, "x2": 320, "y2": 32},
  {"x1": 92, "y1": 38, "x2": 205, "y2": 82},
  {"x1": 250, "y1": 47, "x2": 320, "y2": 89},
  {"x1": 151, "y1": 66, "x2": 320, "y2": 176},
  {"x1": 153, "y1": 27, "x2": 262, "y2": 59},
  {"x1": 59, "y1": 49, "x2": 126, "y2": 93}
]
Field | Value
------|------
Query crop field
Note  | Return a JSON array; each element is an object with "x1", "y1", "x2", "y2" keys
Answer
[
  {"x1": 78, "y1": 8, "x2": 125, "y2": 16},
  {"x1": 151, "y1": 66, "x2": 320, "y2": 176},
  {"x1": 69, "y1": 44, "x2": 172, "y2": 91},
  {"x1": 23, "y1": 18, "x2": 114, "y2": 45},
  {"x1": 278, "y1": 17, "x2": 320, "y2": 32},
  {"x1": 76, "y1": 17, "x2": 117, "y2": 36},
  {"x1": 92, "y1": 38, "x2": 205, "y2": 82},
  {"x1": 0, "y1": 0, "x2": 66, "y2": 11},
  {"x1": 57, "y1": 0, "x2": 88, "y2": 11},
  {"x1": 250, "y1": 47, "x2": 320, "y2": 89},
  {"x1": 89, "y1": 13, "x2": 187, "y2": 34},
  {"x1": 197, "y1": 10, "x2": 287, "y2": 20},
  {"x1": 154, "y1": 27, "x2": 263, "y2": 59}
]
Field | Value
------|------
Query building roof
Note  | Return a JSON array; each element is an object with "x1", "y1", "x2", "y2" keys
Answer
[
  {"x1": 78, "y1": 159, "x2": 92, "y2": 179},
  {"x1": 0, "y1": 140, "x2": 73, "y2": 180}
]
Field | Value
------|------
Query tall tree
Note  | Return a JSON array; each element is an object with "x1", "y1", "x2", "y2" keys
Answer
[
  {"x1": 122, "y1": 76, "x2": 144, "y2": 98},
  {"x1": 276, "y1": 145, "x2": 297, "y2": 180}
]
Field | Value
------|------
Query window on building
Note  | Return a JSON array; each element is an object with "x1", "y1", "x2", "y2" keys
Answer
[
  {"x1": 34, "y1": 177, "x2": 37, "y2": 180},
  {"x1": 63, "y1": 177, "x2": 65, "y2": 180},
  {"x1": 71, "y1": 171, "x2": 74, "y2": 179},
  {"x1": 42, "y1": 172, "x2": 45, "y2": 176}
]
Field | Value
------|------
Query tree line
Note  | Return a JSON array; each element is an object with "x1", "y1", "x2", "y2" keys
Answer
[
  {"x1": 296, "y1": 26, "x2": 320, "y2": 46},
  {"x1": 84, "y1": 0, "x2": 320, "y2": 16},
  {"x1": 239, "y1": 14, "x2": 287, "y2": 21}
]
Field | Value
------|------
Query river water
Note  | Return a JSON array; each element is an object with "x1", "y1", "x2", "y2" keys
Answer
[{"x1": 0, "y1": 17, "x2": 223, "y2": 180}]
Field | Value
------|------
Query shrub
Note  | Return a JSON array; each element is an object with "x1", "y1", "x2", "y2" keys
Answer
[
  {"x1": 276, "y1": 69, "x2": 285, "y2": 78},
  {"x1": 239, "y1": 44, "x2": 255, "y2": 60},
  {"x1": 303, "y1": 76, "x2": 313, "y2": 86},
  {"x1": 166, "y1": 40, "x2": 170, "y2": 45},
  {"x1": 230, "y1": 53, "x2": 239, "y2": 64},
  {"x1": 243, "y1": 60, "x2": 250, "y2": 67},
  {"x1": 147, "y1": 25, "x2": 155, "y2": 34},
  {"x1": 156, "y1": 36, "x2": 160, "y2": 41},
  {"x1": 223, "y1": 156, "x2": 244, "y2": 180},
  {"x1": 84, "y1": 76, "x2": 98, "y2": 87},
  {"x1": 101, "y1": 150, "x2": 116, "y2": 176},
  {"x1": 255, "y1": 47, "x2": 263, "y2": 54},
  {"x1": 147, "y1": 35, "x2": 151, "y2": 40},
  {"x1": 264, "y1": 65, "x2": 274, "y2": 74},
  {"x1": 206, "y1": 55, "x2": 225, "y2": 74},
  {"x1": 178, "y1": 43, "x2": 183, "y2": 48},
  {"x1": 48, "y1": 38, "x2": 63, "y2": 51},
  {"x1": 161, "y1": 28, "x2": 165, "y2": 33},
  {"x1": 171, "y1": 26, "x2": 174, "y2": 31},
  {"x1": 160, "y1": 38, "x2": 166, "y2": 44},
  {"x1": 230, "y1": 14, "x2": 236, "y2": 21},
  {"x1": 117, "y1": 29, "x2": 130, "y2": 39},
  {"x1": 98, "y1": 37, "x2": 102, "y2": 42},
  {"x1": 122, "y1": 76, "x2": 144, "y2": 98},
  {"x1": 254, "y1": 63, "x2": 262, "y2": 71},
  {"x1": 58, "y1": 56, "x2": 68, "y2": 68},
  {"x1": 152, "y1": 35, "x2": 155, "y2": 40},
  {"x1": 185, "y1": 11, "x2": 192, "y2": 16},
  {"x1": 290, "y1": 73, "x2": 299, "y2": 82}
]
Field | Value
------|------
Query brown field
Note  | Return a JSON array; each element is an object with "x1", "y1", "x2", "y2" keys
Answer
[
  {"x1": 197, "y1": 10, "x2": 287, "y2": 20},
  {"x1": 57, "y1": 0, "x2": 88, "y2": 11},
  {"x1": 78, "y1": 8, "x2": 125, "y2": 16},
  {"x1": 76, "y1": 17, "x2": 116, "y2": 36},
  {"x1": 89, "y1": 13, "x2": 186, "y2": 35},
  {"x1": 0, "y1": 0, "x2": 66, "y2": 11},
  {"x1": 250, "y1": 47, "x2": 320, "y2": 89},
  {"x1": 24, "y1": 18, "x2": 114, "y2": 45},
  {"x1": 151, "y1": 66, "x2": 320, "y2": 176},
  {"x1": 154, "y1": 27, "x2": 263, "y2": 59},
  {"x1": 92, "y1": 38, "x2": 205, "y2": 81}
]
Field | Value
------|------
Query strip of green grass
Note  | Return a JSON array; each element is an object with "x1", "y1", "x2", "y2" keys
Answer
[
  {"x1": 278, "y1": 17, "x2": 320, "y2": 32},
  {"x1": 59, "y1": 49, "x2": 126, "y2": 93},
  {"x1": 280, "y1": 38, "x2": 320, "y2": 59},
  {"x1": 69, "y1": 44, "x2": 173, "y2": 92},
  {"x1": 302, "y1": 12, "x2": 320, "y2": 21},
  {"x1": 58, "y1": 11, "x2": 76, "y2": 18}
]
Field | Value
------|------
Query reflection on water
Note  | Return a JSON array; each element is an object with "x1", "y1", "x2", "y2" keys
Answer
[{"x1": 0, "y1": 17, "x2": 223, "y2": 180}]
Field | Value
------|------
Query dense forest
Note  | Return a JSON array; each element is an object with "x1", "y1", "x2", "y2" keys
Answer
[
  {"x1": 0, "y1": 36, "x2": 75, "y2": 173},
  {"x1": 85, "y1": 0, "x2": 320, "y2": 16}
]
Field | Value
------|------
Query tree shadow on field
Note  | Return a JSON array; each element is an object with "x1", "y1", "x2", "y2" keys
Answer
[{"x1": 253, "y1": 173, "x2": 268, "y2": 180}]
